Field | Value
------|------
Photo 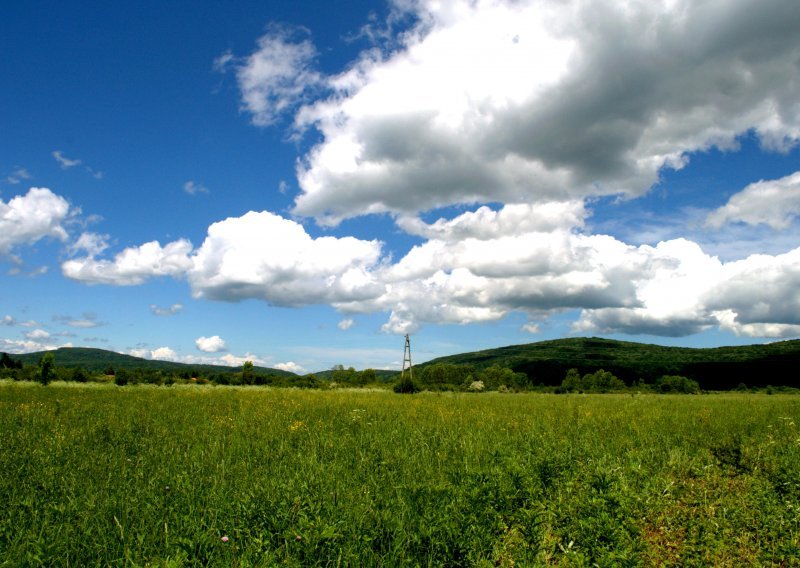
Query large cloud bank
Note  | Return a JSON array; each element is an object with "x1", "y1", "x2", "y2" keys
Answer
[
  {"x1": 284, "y1": 0, "x2": 800, "y2": 224},
  {"x1": 46, "y1": 0, "x2": 800, "y2": 340},
  {"x1": 61, "y1": 201, "x2": 800, "y2": 339}
]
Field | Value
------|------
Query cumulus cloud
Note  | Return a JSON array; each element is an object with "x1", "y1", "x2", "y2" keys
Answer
[
  {"x1": 69, "y1": 232, "x2": 111, "y2": 257},
  {"x1": 58, "y1": 198, "x2": 800, "y2": 340},
  {"x1": 0, "y1": 187, "x2": 71, "y2": 254},
  {"x1": 1, "y1": 315, "x2": 15, "y2": 326},
  {"x1": 274, "y1": 361, "x2": 307, "y2": 374},
  {"x1": 150, "y1": 346, "x2": 178, "y2": 361},
  {"x1": 187, "y1": 211, "x2": 383, "y2": 305},
  {"x1": 62, "y1": 239, "x2": 193, "y2": 285},
  {"x1": 0, "y1": 338, "x2": 67, "y2": 354},
  {"x1": 337, "y1": 318, "x2": 354, "y2": 331},
  {"x1": 24, "y1": 329, "x2": 50, "y2": 340},
  {"x1": 285, "y1": 0, "x2": 800, "y2": 224},
  {"x1": 216, "y1": 24, "x2": 321, "y2": 126},
  {"x1": 707, "y1": 171, "x2": 800, "y2": 230},
  {"x1": 219, "y1": 353, "x2": 265, "y2": 367},
  {"x1": 706, "y1": 248, "x2": 800, "y2": 329},
  {"x1": 195, "y1": 335, "x2": 226, "y2": 353},
  {"x1": 397, "y1": 201, "x2": 587, "y2": 241}
]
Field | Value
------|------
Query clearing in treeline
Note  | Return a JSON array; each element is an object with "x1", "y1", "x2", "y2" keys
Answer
[{"x1": 1, "y1": 382, "x2": 799, "y2": 566}]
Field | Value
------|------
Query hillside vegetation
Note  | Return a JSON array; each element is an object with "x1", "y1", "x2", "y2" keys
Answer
[
  {"x1": 9, "y1": 347, "x2": 296, "y2": 377},
  {"x1": 418, "y1": 337, "x2": 800, "y2": 390},
  {"x1": 4, "y1": 337, "x2": 800, "y2": 391}
]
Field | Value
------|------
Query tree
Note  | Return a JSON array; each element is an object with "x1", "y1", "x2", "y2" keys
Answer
[
  {"x1": 71, "y1": 367, "x2": 89, "y2": 383},
  {"x1": 114, "y1": 368, "x2": 129, "y2": 386},
  {"x1": 1, "y1": 352, "x2": 21, "y2": 369},
  {"x1": 657, "y1": 375, "x2": 699, "y2": 394},
  {"x1": 358, "y1": 368, "x2": 377, "y2": 385},
  {"x1": 37, "y1": 352, "x2": 55, "y2": 386},
  {"x1": 561, "y1": 368, "x2": 582, "y2": 392},
  {"x1": 242, "y1": 361, "x2": 254, "y2": 383}
]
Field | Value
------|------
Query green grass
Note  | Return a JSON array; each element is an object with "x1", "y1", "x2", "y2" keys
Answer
[{"x1": 1, "y1": 382, "x2": 799, "y2": 566}]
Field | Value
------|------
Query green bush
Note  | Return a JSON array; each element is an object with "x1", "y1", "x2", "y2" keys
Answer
[{"x1": 657, "y1": 375, "x2": 699, "y2": 393}]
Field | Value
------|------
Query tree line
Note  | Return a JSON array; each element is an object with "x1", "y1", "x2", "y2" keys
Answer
[{"x1": 2, "y1": 351, "x2": 793, "y2": 394}]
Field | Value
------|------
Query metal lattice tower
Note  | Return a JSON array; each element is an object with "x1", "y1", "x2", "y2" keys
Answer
[{"x1": 401, "y1": 334, "x2": 413, "y2": 379}]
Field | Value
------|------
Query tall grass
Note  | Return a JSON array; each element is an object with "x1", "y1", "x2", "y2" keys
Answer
[{"x1": 1, "y1": 382, "x2": 798, "y2": 566}]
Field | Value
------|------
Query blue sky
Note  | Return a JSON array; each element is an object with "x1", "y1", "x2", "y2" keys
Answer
[{"x1": 2, "y1": 0, "x2": 799, "y2": 373}]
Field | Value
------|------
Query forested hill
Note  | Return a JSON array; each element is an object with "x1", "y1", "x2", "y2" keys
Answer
[
  {"x1": 9, "y1": 347, "x2": 297, "y2": 377},
  {"x1": 419, "y1": 337, "x2": 800, "y2": 390}
]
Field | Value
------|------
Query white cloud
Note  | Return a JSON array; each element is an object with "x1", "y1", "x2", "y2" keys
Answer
[
  {"x1": 188, "y1": 210, "x2": 383, "y2": 305},
  {"x1": 57, "y1": 200, "x2": 800, "y2": 341},
  {"x1": 274, "y1": 361, "x2": 307, "y2": 374},
  {"x1": 707, "y1": 171, "x2": 800, "y2": 230},
  {"x1": 714, "y1": 309, "x2": 800, "y2": 339},
  {"x1": 219, "y1": 352, "x2": 264, "y2": 367},
  {"x1": 52, "y1": 150, "x2": 82, "y2": 169},
  {"x1": 287, "y1": 0, "x2": 800, "y2": 224},
  {"x1": 705, "y1": 247, "x2": 800, "y2": 328},
  {"x1": 337, "y1": 318, "x2": 354, "y2": 331},
  {"x1": 0, "y1": 338, "x2": 66, "y2": 354},
  {"x1": 521, "y1": 323, "x2": 541, "y2": 334},
  {"x1": 24, "y1": 329, "x2": 50, "y2": 340},
  {"x1": 0, "y1": 187, "x2": 71, "y2": 254},
  {"x1": 1, "y1": 315, "x2": 15, "y2": 326},
  {"x1": 397, "y1": 201, "x2": 587, "y2": 241},
  {"x1": 150, "y1": 303, "x2": 183, "y2": 316},
  {"x1": 183, "y1": 181, "x2": 210, "y2": 195},
  {"x1": 150, "y1": 346, "x2": 178, "y2": 361},
  {"x1": 196, "y1": 335, "x2": 226, "y2": 353},
  {"x1": 218, "y1": 24, "x2": 321, "y2": 126},
  {"x1": 62, "y1": 239, "x2": 193, "y2": 285},
  {"x1": 69, "y1": 232, "x2": 110, "y2": 257}
]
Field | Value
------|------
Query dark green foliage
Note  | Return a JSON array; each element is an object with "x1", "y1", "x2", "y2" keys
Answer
[
  {"x1": 114, "y1": 368, "x2": 129, "y2": 386},
  {"x1": 0, "y1": 352, "x2": 22, "y2": 370},
  {"x1": 359, "y1": 368, "x2": 376, "y2": 385},
  {"x1": 657, "y1": 375, "x2": 700, "y2": 394},
  {"x1": 12, "y1": 347, "x2": 296, "y2": 378},
  {"x1": 37, "y1": 352, "x2": 55, "y2": 386},
  {"x1": 70, "y1": 367, "x2": 89, "y2": 383},
  {"x1": 417, "y1": 337, "x2": 800, "y2": 391},
  {"x1": 393, "y1": 374, "x2": 419, "y2": 393},
  {"x1": 560, "y1": 368, "x2": 625, "y2": 393},
  {"x1": 241, "y1": 360, "x2": 254, "y2": 383}
]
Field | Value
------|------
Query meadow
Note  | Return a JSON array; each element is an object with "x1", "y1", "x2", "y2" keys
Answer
[{"x1": 1, "y1": 382, "x2": 798, "y2": 566}]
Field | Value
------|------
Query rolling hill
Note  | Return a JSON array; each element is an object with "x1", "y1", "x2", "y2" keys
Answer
[
  {"x1": 9, "y1": 347, "x2": 297, "y2": 377},
  {"x1": 416, "y1": 337, "x2": 800, "y2": 390}
]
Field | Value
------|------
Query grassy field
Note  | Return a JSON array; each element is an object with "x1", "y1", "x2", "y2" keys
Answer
[{"x1": 1, "y1": 382, "x2": 799, "y2": 566}]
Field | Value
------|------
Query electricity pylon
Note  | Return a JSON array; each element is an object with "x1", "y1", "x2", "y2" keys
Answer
[{"x1": 401, "y1": 334, "x2": 413, "y2": 379}]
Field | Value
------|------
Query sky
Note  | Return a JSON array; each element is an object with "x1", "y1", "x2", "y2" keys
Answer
[{"x1": 2, "y1": 0, "x2": 800, "y2": 374}]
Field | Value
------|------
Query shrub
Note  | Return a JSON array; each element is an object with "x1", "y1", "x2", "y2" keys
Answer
[
  {"x1": 394, "y1": 375, "x2": 419, "y2": 394},
  {"x1": 657, "y1": 375, "x2": 699, "y2": 394},
  {"x1": 468, "y1": 380, "x2": 485, "y2": 392}
]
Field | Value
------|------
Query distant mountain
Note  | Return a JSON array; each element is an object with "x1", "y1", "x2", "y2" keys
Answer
[
  {"x1": 416, "y1": 337, "x2": 800, "y2": 390},
  {"x1": 9, "y1": 347, "x2": 297, "y2": 377}
]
